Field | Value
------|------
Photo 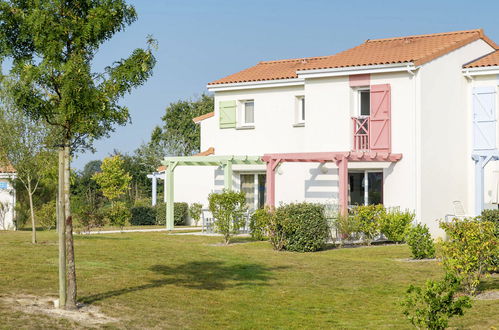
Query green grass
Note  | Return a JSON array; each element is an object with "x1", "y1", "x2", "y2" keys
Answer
[{"x1": 0, "y1": 231, "x2": 497, "y2": 329}]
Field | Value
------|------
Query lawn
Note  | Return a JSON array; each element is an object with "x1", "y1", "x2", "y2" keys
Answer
[{"x1": 0, "y1": 231, "x2": 497, "y2": 329}]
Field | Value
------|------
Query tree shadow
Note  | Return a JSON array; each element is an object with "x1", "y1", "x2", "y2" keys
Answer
[
  {"x1": 477, "y1": 273, "x2": 499, "y2": 291},
  {"x1": 80, "y1": 261, "x2": 287, "y2": 304}
]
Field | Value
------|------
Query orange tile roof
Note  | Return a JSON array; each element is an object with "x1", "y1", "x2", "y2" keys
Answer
[
  {"x1": 464, "y1": 50, "x2": 499, "y2": 68},
  {"x1": 192, "y1": 112, "x2": 214, "y2": 123},
  {"x1": 209, "y1": 29, "x2": 497, "y2": 85},
  {"x1": 194, "y1": 147, "x2": 215, "y2": 156},
  {"x1": 0, "y1": 164, "x2": 16, "y2": 173}
]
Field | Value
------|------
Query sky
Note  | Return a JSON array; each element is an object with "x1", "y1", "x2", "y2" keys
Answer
[{"x1": 75, "y1": 0, "x2": 499, "y2": 169}]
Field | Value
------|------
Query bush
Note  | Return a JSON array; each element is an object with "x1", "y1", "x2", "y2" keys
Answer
[
  {"x1": 333, "y1": 213, "x2": 359, "y2": 245},
  {"x1": 155, "y1": 202, "x2": 189, "y2": 226},
  {"x1": 402, "y1": 273, "x2": 472, "y2": 330},
  {"x1": 36, "y1": 202, "x2": 56, "y2": 231},
  {"x1": 130, "y1": 206, "x2": 156, "y2": 226},
  {"x1": 440, "y1": 218, "x2": 498, "y2": 295},
  {"x1": 274, "y1": 202, "x2": 329, "y2": 252},
  {"x1": 479, "y1": 209, "x2": 499, "y2": 236},
  {"x1": 189, "y1": 203, "x2": 203, "y2": 226},
  {"x1": 405, "y1": 224, "x2": 435, "y2": 259},
  {"x1": 72, "y1": 197, "x2": 107, "y2": 232},
  {"x1": 351, "y1": 204, "x2": 385, "y2": 245},
  {"x1": 249, "y1": 208, "x2": 271, "y2": 240},
  {"x1": 105, "y1": 201, "x2": 131, "y2": 230},
  {"x1": 208, "y1": 190, "x2": 247, "y2": 244},
  {"x1": 380, "y1": 208, "x2": 414, "y2": 243}
]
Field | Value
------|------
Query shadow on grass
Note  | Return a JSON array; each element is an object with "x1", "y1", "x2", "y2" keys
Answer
[
  {"x1": 80, "y1": 261, "x2": 287, "y2": 304},
  {"x1": 75, "y1": 235, "x2": 131, "y2": 241},
  {"x1": 477, "y1": 273, "x2": 499, "y2": 291}
]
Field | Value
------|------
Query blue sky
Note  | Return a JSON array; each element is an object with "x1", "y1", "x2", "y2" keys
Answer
[{"x1": 75, "y1": 0, "x2": 499, "y2": 169}]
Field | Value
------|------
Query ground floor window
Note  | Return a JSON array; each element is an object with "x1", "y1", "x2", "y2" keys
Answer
[
  {"x1": 239, "y1": 173, "x2": 266, "y2": 211},
  {"x1": 348, "y1": 170, "x2": 383, "y2": 206}
]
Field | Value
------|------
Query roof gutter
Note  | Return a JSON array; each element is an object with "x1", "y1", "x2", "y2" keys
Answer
[
  {"x1": 296, "y1": 63, "x2": 418, "y2": 79},
  {"x1": 207, "y1": 78, "x2": 304, "y2": 92},
  {"x1": 462, "y1": 66, "x2": 499, "y2": 77}
]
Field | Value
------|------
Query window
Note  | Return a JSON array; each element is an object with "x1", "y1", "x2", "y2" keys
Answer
[
  {"x1": 348, "y1": 170, "x2": 383, "y2": 206},
  {"x1": 295, "y1": 96, "x2": 305, "y2": 126},
  {"x1": 241, "y1": 100, "x2": 254, "y2": 126},
  {"x1": 240, "y1": 173, "x2": 266, "y2": 210},
  {"x1": 358, "y1": 89, "x2": 370, "y2": 116}
]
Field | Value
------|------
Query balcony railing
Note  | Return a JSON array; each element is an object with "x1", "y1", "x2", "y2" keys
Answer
[{"x1": 352, "y1": 117, "x2": 370, "y2": 151}]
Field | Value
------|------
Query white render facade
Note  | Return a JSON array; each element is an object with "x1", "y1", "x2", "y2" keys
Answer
[
  {"x1": 168, "y1": 30, "x2": 498, "y2": 237},
  {"x1": 0, "y1": 173, "x2": 16, "y2": 230}
]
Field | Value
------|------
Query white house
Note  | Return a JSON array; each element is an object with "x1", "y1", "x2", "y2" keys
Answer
[
  {"x1": 0, "y1": 165, "x2": 16, "y2": 230},
  {"x1": 158, "y1": 29, "x2": 498, "y2": 237}
]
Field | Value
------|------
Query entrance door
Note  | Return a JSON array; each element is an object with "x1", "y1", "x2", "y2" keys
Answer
[
  {"x1": 348, "y1": 170, "x2": 383, "y2": 206},
  {"x1": 240, "y1": 173, "x2": 266, "y2": 210}
]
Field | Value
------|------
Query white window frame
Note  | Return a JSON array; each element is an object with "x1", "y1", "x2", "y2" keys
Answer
[
  {"x1": 294, "y1": 95, "x2": 305, "y2": 127},
  {"x1": 349, "y1": 169, "x2": 383, "y2": 206},
  {"x1": 354, "y1": 87, "x2": 370, "y2": 117},
  {"x1": 238, "y1": 172, "x2": 265, "y2": 210},
  {"x1": 238, "y1": 99, "x2": 255, "y2": 128}
]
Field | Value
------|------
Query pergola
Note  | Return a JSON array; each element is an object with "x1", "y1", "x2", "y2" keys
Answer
[
  {"x1": 161, "y1": 155, "x2": 264, "y2": 229},
  {"x1": 262, "y1": 151, "x2": 403, "y2": 215},
  {"x1": 472, "y1": 150, "x2": 499, "y2": 215}
]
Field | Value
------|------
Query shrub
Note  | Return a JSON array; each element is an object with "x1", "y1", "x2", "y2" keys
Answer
[
  {"x1": 36, "y1": 202, "x2": 56, "y2": 231},
  {"x1": 189, "y1": 203, "x2": 203, "y2": 226},
  {"x1": 105, "y1": 201, "x2": 131, "y2": 230},
  {"x1": 440, "y1": 218, "x2": 498, "y2": 295},
  {"x1": 402, "y1": 273, "x2": 472, "y2": 330},
  {"x1": 72, "y1": 197, "x2": 107, "y2": 232},
  {"x1": 267, "y1": 209, "x2": 286, "y2": 251},
  {"x1": 333, "y1": 213, "x2": 359, "y2": 245},
  {"x1": 155, "y1": 202, "x2": 189, "y2": 226},
  {"x1": 134, "y1": 198, "x2": 153, "y2": 208},
  {"x1": 479, "y1": 209, "x2": 499, "y2": 236},
  {"x1": 351, "y1": 204, "x2": 385, "y2": 245},
  {"x1": 405, "y1": 224, "x2": 435, "y2": 259},
  {"x1": 130, "y1": 206, "x2": 156, "y2": 226},
  {"x1": 208, "y1": 190, "x2": 247, "y2": 244},
  {"x1": 249, "y1": 208, "x2": 271, "y2": 241},
  {"x1": 380, "y1": 208, "x2": 414, "y2": 243},
  {"x1": 274, "y1": 202, "x2": 329, "y2": 252}
]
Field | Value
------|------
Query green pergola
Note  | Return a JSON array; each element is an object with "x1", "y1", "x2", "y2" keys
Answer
[{"x1": 161, "y1": 155, "x2": 264, "y2": 230}]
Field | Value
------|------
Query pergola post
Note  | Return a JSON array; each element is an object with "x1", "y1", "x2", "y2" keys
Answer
[
  {"x1": 265, "y1": 159, "x2": 279, "y2": 208},
  {"x1": 166, "y1": 162, "x2": 177, "y2": 230},
  {"x1": 473, "y1": 154, "x2": 496, "y2": 216},
  {"x1": 151, "y1": 174, "x2": 157, "y2": 206},
  {"x1": 337, "y1": 157, "x2": 349, "y2": 216},
  {"x1": 223, "y1": 160, "x2": 233, "y2": 190}
]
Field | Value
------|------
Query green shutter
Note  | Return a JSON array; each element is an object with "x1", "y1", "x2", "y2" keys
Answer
[{"x1": 219, "y1": 100, "x2": 236, "y2": 128}]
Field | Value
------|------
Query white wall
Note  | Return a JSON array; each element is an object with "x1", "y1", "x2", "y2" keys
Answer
[
  {"x1": 0, "y1": 176, "x2": 16, "y2": 230},
  {"x1": 418, "y1": 39, "x2": 495, "y2": 237}
]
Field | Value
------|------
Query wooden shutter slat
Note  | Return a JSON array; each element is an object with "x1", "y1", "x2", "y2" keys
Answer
[
  {"x1": 369, "y1": 84, "x2": 391, "y2": 152},
  {"x1": 219, "y1": 100, "x2": 236, "y2": 129},
  {"x1": 473, "y1": 86, "x2": 496, "y2": 151}
]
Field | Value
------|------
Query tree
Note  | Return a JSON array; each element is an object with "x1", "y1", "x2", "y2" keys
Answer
[
  {"x1": 0, "y1": 100, "x2": 54, "y2": 244},
  {"x1": 0, "y1": 0, "x2": 155, "y2": 309},
  {"x1": 157, "y1": 94, "x2": 214, "y2": 156},
  {"x1": 92, "y1": 155, "x2": 131, "y2": 202}
]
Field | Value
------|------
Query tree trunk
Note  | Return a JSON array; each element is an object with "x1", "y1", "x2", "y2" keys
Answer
[
  {"x1": 64, "y1": 145, "x2": 77, "y2": 309},
  {"x1": 57, "y1": 147, "x2": 66, "y2": 308},
  {"x1": 27, "y1": 180, "x2": 36, "y2": 244}
]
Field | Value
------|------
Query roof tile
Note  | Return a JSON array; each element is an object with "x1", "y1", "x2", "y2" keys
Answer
[
  {"x1": 464, "y1": 50, "x2": 499, "y2": 68},
  {"x1": 209, "y1": 29, "x2": 497, "y2": 85}
]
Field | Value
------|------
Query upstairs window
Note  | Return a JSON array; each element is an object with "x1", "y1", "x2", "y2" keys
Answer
[
  {"x1": 358, "y1": 88, "x2": 370, "y2": 116},
  {"x1": 294, "y1": 96, "x2": 305, "y2": 126},
  {"x1": 239, "y1": 100, "x2": 254, "y2": 127}
]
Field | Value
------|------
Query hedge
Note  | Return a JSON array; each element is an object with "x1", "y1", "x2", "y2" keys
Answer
[
  {"x1": 155, "y1": 202, "x2": 189, "y2": 225},
  {"x1": 130, "y1": 206, "x2": 156, "y2": 226}
]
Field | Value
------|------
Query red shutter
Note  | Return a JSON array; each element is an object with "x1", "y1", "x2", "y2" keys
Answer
[{"x1": 369, "y1": 84, "x2": 391, "y2": 152}]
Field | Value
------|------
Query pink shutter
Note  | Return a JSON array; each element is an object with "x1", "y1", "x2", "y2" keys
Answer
[{"x1": 369, "y1": 84, "x2": 391, "y2": 152}]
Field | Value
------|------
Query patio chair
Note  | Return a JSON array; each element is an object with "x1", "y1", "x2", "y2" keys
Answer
[{"x1": 444, "y1": 201, "x2": 472, "y2": 223}]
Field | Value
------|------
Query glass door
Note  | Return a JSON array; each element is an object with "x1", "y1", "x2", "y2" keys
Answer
[{"x1": 348, "y1": 170, "x2": 383, "y2": 206}]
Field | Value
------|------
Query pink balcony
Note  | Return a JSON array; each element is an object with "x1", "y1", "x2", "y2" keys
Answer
[{"x1": 352, "y1": 117, "x2": 370, "y2": 151}]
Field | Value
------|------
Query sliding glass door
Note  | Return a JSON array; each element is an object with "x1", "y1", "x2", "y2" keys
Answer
[
  {"x1": 240, "y1": 173, "x2": 266, "y2": 211},
  {"x1": 348, "y1": 170, "x2": 383, "y2": 206}
]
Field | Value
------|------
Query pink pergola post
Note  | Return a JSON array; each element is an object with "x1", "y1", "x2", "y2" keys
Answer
[
  {"x1": 336, "y1": 157, "x2": 349, "y2": 216},
  {"x1": 265, "y1": 159, "x2": 275, "y2": 208}
]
